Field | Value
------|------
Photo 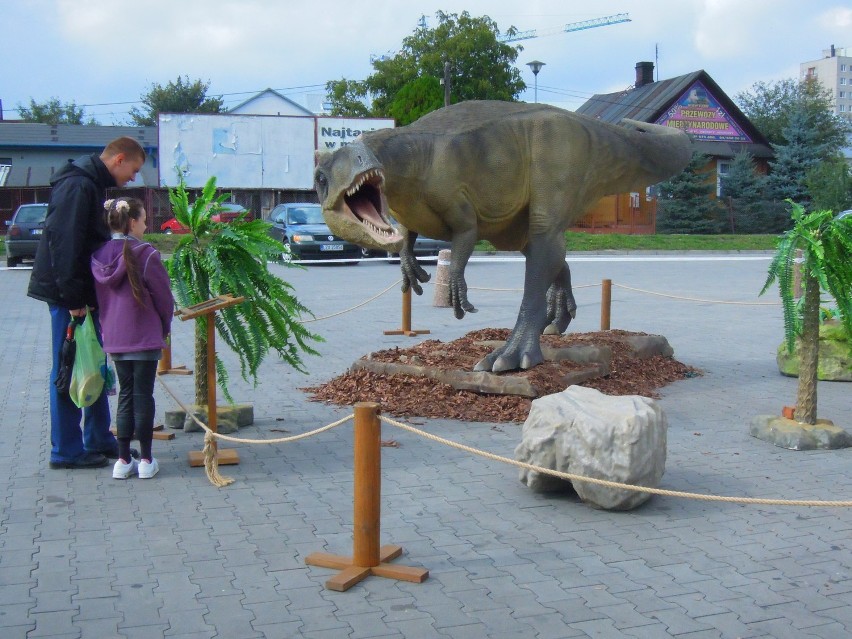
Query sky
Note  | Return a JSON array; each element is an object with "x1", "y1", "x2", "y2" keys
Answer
[{"x1": 2, "y1": 0, "x2": 850, "y2": 125}]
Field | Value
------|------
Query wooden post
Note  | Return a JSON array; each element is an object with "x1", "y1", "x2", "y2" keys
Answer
[
  {"x1": 157, "y1": 336, "x2": 191, "y2": 376},
  {"x1": 601, "y1": 279, "x2": 612, "y2": 330},
  {"x1": 352, "y1": 403, "x2": 381, "y2": 567},
  {"x1": 383, "y1": 287, "x2": 430, "y2": 337},
  {"x1": 174, "y1": 295, "x2": 245, "y2": 468},
  {"x1": 305, "y1": 402, "x2": 428, "y2": 591},
  {"x1": 205, "y1": 315, "x2": 218, "y2": 459}
]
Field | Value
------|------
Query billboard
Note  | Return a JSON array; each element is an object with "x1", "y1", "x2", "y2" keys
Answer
[
  {"x1": 158, "y1": 113, "x2": 316, "y2": 189},
  {"x1": 655, "y1": 81, "x2": 751, "y2": 142},
  {"x1": 315, "y1": 117, "x2": 395, "y2": 151}
]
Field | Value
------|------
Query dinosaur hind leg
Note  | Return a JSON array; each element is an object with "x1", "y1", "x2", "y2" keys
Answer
[
  {"x1": 474, "y1": 233, "x2": 564, "y2": 372},
  {"x1": 544, "y1": 262, "x2": 577, "y2": 335}
]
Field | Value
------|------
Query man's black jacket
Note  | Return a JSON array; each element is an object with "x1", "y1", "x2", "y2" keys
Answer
[{"x1": 27, "y1": 154, "x2": 115, "y2": 309}]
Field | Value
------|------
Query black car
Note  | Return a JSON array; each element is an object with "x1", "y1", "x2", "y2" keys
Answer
[
  {"x1": 268, "y1": 203, "x2": 360, "y2": 263},
  {"x1": 5, "y1": 203, "x2": 48, "y2": 267},
  {"x1": 362, "y1": 233, "x2": 452, "y2": 262}
]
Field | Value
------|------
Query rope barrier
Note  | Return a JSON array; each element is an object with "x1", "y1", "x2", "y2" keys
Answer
[
  {"x1": 426, "y1": 282, "x2": 600, "y2": 293},
  {"x1": 300, "y1": 279, "x2": 403, "y2": 323},
  {"x1": 377, "y1": 415, "x2": 852, "y2": 508},
  {"x1": 613, "y1": 283, "x2": 780, "y2": 306},
  {"x1": 157, "y1": 367, "x2": 852, "y2": 505},
  {"x1": 155, "y1": 374, "x2": 352, "y2": 486}
]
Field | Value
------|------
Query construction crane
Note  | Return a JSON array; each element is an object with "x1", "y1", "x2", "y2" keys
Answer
[
  {"x1": 499, "y1": 13, "x2": 630, "y2": 43},
  {"x1": 370, "y1": 13, "x2": 630, "y2": 63}
]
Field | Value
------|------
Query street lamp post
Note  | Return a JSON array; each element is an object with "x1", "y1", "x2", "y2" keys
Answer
[{"x1": 526, "y1": 60, "x2": 546, "y2": 103}]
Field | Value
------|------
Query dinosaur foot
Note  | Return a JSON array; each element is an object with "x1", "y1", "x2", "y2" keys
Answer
[{"x1": 473, "y1": 342, "x2": 544, "y2": 373}]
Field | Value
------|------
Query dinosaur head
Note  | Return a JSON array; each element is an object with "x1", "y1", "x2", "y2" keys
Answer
[{"x1": 314, "y1": 141, "x2": 404, "y2": 252}]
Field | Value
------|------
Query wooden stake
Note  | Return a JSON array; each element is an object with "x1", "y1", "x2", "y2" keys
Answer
[
  {"x1": 157, "y1": 338, "x2": 191, "y2": 376},
  {"x1": 384, "y1": 288, "x2": 430, "y2": 337},
  {"x1": 305, "y1": 402, "x2": 428, "y2": 591},
  {"x1": 601, "y1": 279, "x2": 612, "y2": 330}
]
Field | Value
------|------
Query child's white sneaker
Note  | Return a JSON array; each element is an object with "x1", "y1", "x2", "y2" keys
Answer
[
  {"x1": 112, "y1": 458, "x2": 138, "y2": 479},
  {"x1": 138, "y1": 458, "x2": 159, "y2": 479}
]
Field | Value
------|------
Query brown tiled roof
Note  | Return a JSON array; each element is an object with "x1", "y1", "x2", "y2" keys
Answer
[{"x1": 576, "y1": 70, "x2": 773, "y2": 158}]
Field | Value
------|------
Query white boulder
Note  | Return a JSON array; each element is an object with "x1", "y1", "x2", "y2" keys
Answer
[{"x1": 514, "y1": 385, "x2": 667, "y2": 510}]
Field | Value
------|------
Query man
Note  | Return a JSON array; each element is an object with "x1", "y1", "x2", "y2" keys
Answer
[{"x1": 28, "y1": 137, "x2": 146, "y2": 469}]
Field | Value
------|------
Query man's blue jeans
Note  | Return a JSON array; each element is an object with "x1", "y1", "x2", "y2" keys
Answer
[{"x1": 49, "y1": 305, "x2": 116, "y2": 463}]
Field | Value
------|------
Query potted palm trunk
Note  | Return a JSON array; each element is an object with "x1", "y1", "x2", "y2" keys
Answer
[
  {"x1": 165, "y1": 176, "x2": 322, "y2": 417},
  {"x1": 753, "y1": 202, "x2": 852, "y2": 449}
]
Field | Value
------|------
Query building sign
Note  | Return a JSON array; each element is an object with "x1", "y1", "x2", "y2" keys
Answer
[
  {"x1": 655, "y1": 82, "x2": 751, "y2": 142},
  {"x1": 316, "y1": 117, "x2": 395, "y2": 150}
]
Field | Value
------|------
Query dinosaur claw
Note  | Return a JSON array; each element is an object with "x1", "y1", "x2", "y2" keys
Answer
[{"x1": 491, "y1": 356, "x2": 516, "y2": 373}]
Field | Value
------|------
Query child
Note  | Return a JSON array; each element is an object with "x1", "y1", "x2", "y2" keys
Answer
[{"x1": 92, "y1": 198, "x2": 174, "y2": 479}]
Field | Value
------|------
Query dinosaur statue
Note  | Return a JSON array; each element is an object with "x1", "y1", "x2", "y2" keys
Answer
[{"x1": 314, "y1": 100, "x2": 692, "y2": 372}]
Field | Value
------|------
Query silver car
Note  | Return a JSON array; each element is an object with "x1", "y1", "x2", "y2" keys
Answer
[{"x1": 5, "y1": 203, "x2": 48, "y2": 267}]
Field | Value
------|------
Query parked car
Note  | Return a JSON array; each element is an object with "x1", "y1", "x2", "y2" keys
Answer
[
  {"x1": 5, "y1": 203, "x2": 48, "y2": 267},
  {"x1": 268, "y1": 203, "x2": 360, "y2": 263},
  {"x1": 362, "y1": 232, "x2": 451, "y2": 262},
  {"x1": 160, "y1": 202, "x2": 248, "y2": 234}
]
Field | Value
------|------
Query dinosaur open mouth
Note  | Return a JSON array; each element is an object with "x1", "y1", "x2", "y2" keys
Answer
[{"x1": 344, "y1": 169, "x2": 402, "y2": 245}]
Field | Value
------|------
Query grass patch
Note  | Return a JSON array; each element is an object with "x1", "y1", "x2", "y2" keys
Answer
[
  {"x1": 475, "y1": 232, "x2": 778, "y2": 253},
  {"x1": 2, "y1": 232, "x2": 779, "y2": 261}
]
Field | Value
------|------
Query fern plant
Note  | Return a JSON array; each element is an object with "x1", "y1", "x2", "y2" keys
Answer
[
  {"x1": 760, "y1": 201, "x2": 852, "y2": 424},
  {"x1": 166, "y1": 175, "x2": 322, "y2": 405}
]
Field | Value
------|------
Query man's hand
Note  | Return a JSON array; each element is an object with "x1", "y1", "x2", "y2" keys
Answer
[{"x1": 69, "y1": 308, "x2": 88, "y2": 318}]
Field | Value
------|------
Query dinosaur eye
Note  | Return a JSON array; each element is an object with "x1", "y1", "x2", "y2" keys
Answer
[{"x1": 356, "y1": 155, "x2": 364, "y2": 165}]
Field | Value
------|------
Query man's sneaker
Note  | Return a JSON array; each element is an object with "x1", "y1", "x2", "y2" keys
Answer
[
  {"x1": 138, "y1": 458, "x2": 159, "y2": 479},
  {"x1": 112, "y1": 458, "x2": 138, "y2": 480},
  {"x1": 49, "y1": 452, "x2": 109, "y2": 470}
]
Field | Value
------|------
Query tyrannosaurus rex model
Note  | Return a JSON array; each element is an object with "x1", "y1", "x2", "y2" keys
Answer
[{"x1": 314, "y1": 100, "x2": 692, "y2": 372}]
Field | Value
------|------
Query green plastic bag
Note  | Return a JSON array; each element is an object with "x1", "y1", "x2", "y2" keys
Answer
[{"x1": 69, "y1": 313, "x2": 106, "y2": 408}]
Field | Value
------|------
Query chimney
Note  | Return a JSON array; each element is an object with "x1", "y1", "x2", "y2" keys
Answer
[{"x1": 635, "y1": 61, "x2": 654, "y2": 88}]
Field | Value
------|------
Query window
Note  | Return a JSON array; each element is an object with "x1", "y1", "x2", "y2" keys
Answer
[
  {"x1": 716, "y1": 160, "x2": 731, "y2": 198},
  {"x1": 842, "y1": 91, "x2": 846, "y2": 99},
  {"x1": 842, "y1": 64, "x2": 848, "y2": 72},
  {"x1": 842, "y1": 105, "x2": 847, "y2": 112},
  {"x1": 842, "y1": 78, "x2": 848, "y2": 86}
]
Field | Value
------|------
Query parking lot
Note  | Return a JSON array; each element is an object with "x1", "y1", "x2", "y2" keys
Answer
[{"x1": 1, "y1": 253, "x2": 851, "y2": 638}]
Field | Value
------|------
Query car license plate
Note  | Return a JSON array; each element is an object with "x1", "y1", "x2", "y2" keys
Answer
[
  {"x1": 32, "y1": 229, "x2": 43, "y2": 235},
  {"x1": 320, "y1": 244, "x2": 343, "y2": 251}
]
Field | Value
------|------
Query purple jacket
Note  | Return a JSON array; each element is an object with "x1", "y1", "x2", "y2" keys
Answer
[{"x1": 91, "y1": 237, "x2": 174, "y2": 354}]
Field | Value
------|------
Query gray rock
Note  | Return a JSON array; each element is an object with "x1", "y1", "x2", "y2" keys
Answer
[
  {"x1": 181, "y1": 403, "x2": 253, "y2": 434},
  {"x1": 776, "y1": 327, "x2": 852, "y2": 382},
  {"x1": 750, "y1": 414, "x2": 851, "y2": 450},
  {"x1": 515, "y1": 385, "x2": 667, "y2": 510}
]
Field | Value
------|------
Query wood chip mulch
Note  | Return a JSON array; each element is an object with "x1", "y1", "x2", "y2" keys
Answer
[{"x1": 301, "y1": 328, "x2": 702, "y2": 423}]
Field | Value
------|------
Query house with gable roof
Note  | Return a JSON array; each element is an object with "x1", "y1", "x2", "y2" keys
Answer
[
  {"x1": 572, "y1": 62, "x2": 773, "y2": 233},
  {"x1": 228, "y1": 88, "x2": 316, "y2": 117}
]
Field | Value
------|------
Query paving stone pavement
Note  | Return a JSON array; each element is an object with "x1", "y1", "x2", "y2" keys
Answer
[{"x1": 1, "y1": 253, "x2": 850, "y2": 639}]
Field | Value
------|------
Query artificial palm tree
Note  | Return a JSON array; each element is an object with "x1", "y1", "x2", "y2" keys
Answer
[
  {"x1": 761, "y1": 201, "x2": 852, "y2": 424},
  {"x1": 166, "y1": 175, "x2": 322, "y2": 405}
]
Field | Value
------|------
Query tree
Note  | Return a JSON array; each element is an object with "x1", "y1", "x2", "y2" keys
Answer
[
  {"x1": 761, "y1": 202, "x2": 852, "y2": 424},
  {"x1": 326, "y1": 11, "x2": 525, "y2": 119},
  {"x1": 736, "y1": 78, "x2": 851, "y2": 155},
  {"x1": 129, "y1": 76, "x2": 224, "y2": 126},
  {"x1": 656, "y1": 153, "x2": 726, "y2": 234},
  {"x1": 387, "y1": 76, "x2": 444, "y2": 126},
  {"x1": 720, "y1": 149, "x2": 763, "y2": 233},
  {"x1": 764, "y1": 107, "x2": 828, "y2": 206},
  {"x1": 806, "y1": 156, "x2": 852, "y2": 214},
  {"x1": 166, "y1": 176, "x2": 322, "y2": 406},
  {"x1": 324, "y1": 78, "x2": 370, "y2": 117},
  {"x1": 17, "y1": 97, "x2": 96, "y2": 125}
]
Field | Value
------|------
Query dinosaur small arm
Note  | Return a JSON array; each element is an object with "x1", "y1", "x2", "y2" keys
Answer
[{"x1": 314, "y1": 100, "x2": 692, "y2": 372}]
